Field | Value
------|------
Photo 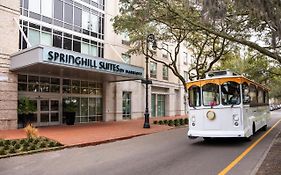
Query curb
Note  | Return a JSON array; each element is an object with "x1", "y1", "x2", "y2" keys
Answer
[{"x1": 0, "y1": 146, "x2": 65, "y2": 159}]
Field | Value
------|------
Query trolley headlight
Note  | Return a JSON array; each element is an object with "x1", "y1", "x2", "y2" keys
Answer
[
  {"x1": 233, "y1": 114, "x2": 239, "y2": 121},
  {"x1": 191, "y1": 116, "x2": 196, "y2": 127},
  {"x1": 206, "y1": 111, "x2": 216, "y2": 120},
  {"x1": 191, "y1": 116, "x2": 196, "y2": 122}
]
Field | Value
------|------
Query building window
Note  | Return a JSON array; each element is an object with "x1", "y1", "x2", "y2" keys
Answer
[
  {"x1": 62, "y1": 79, "x2": 102, "y2": 95},
  {"x1": 162, "y1": 65, "x2": 168, "y2": 80},
  {"x1": 20, "y1": 0, "x2": 105, "y2": 40},
  {"x1": 54, "y1": 0, "x2": 63, "y2": 21},
  {"x1": 122, "y1": 53, "x2": 131, "y2": 64},
  {"x1": 41, "y1": 32, "x2": 52, "y2": 46},
  {"x1": 121, "y1": 32, "x2": 130, "y2": 45},
  {"x1": 19, "y1": 21, "x2": 104, "y2": 58},
  {"x1": 183, "y1": 52, "x2": 188, "y2": 65},
  {"x1": 157, "y1": 95, "x2": 165, "y2": 116},
  {"x1": 29, "y1": 0, "x2": 40, "y2": 14},
  {"x1": 28, "y1": 28, "x2": 40, "y2": 46},
  {"x1": 162, "y1": 43, "x2": 168, "y2": 58},
  {"x1": 122, "y1": 92, "x2": 131, "y2": 120},
  {"x1": 64, "y1": 3, "x2": 73, "y2": 24},
  {"x1": 151, "y1": 94, "x2": 156, "y2": 117},
  {"x1": 41, "y1": 0, "x2": 53, "y2": 18},
  {"x1": 63, "y1": 96, "x2": 103, "y2": 124},
  {"x1": 150, "y1": 62, "x2": 157, "y2": 78}
]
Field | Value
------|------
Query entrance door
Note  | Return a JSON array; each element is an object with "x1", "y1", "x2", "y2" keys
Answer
[{"x1": 39, "y1": 99, "x2": 60, "y2": 126}]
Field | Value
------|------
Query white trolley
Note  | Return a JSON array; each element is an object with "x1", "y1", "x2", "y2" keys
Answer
[{"x1": 187, "y1": 71, "x2": 270, "y2": 140}]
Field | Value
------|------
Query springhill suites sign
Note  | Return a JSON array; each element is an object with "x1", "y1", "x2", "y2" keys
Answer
[{"x1": 42, "y1": 47, "x2": 143, "y2": 78}]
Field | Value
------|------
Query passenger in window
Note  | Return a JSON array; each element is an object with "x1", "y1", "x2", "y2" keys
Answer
[
  {"x1": 230, "y1": 91, "x2": 240, "y2": 105},
  {"x1": 210, "y1": 96, "x2": 218, "y2": 106}
]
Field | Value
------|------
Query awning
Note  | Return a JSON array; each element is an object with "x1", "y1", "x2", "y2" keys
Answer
[{"x1": 10, "y1": 45, "x2": 144, "y2": 82}]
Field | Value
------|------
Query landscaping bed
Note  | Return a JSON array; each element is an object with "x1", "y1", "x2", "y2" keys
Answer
[
  {"x1": 0, "y1": 137, "x2": 63, "y2": 158},
  {"x1": 153, "y1": 118, "x2": 188, "y2": 127}
]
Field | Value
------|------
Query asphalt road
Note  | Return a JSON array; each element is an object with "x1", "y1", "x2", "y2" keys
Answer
[{"x1": 0, "y1": 111, "x2": 280, "y2": 175}]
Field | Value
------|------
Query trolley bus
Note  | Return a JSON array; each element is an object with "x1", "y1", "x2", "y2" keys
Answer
[{"x1": 187, "y1": 70, "x2": 270, "y2": 140}]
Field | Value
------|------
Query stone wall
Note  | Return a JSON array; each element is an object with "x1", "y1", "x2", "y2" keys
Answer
[{"x1": 0, "y1": 1, "x2": 20, "y2": 129}]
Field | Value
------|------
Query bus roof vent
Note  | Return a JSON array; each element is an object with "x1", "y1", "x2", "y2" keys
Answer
[{"x1": 206, "y1": 70, "x2": 238, "y2": 78}]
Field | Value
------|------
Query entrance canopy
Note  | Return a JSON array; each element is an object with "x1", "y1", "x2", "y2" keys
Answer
[{"x1": 10, "y1": 45, "x2": 144, "y2": 82}]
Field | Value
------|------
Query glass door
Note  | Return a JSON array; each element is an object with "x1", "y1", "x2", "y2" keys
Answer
[
  {"x1": 122, "y1": 92, "x2": 131, "y2": 120},
  {"x1": 39, "y1": 99, "x2": 60, "y2": 126}
]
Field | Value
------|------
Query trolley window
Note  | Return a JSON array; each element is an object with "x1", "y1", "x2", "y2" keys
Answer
[
  {"x1": 202, "y1": 83, "x2": 220, "y2": 106},
  {"x1": 188, "y1": 86, "x2": 201, "y2": 107},
  {"x1": 221, "y1": 81, "x2": 241, "y2": 105},
  {"x1": 242, "y1": 83, "x2": 250, "y2": 104}
]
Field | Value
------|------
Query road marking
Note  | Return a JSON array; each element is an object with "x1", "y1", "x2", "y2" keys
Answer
[{"x1": 218, "y1": 119, "x2": 281, "y2": 175}]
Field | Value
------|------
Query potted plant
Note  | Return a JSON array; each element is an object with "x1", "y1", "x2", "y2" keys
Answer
[
  {"x1": 63, "y1": 99, "x2": 77, "y2": 125},
  {"x1": 18, "y1": 97, "x2": 36, "y2": 128}
]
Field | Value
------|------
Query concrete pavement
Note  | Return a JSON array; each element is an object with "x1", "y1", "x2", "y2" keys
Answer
[{"x1": 0, "y1": 113, "x2": 281, "y2": 174}]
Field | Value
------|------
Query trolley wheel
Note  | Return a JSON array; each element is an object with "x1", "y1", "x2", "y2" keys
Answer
[
  {"x1": 261, "y1": 125, "x2": 267, "y2": 131},
  {"x1": 203, "y1": 137, "x2": 212, "y2": 142}
]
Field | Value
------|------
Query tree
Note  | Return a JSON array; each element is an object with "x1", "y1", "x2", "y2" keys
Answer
[
  {"x1": 217, "y1": 49, "x2": 281, "y2": 98},
  {"x1": 180, "y1": 0, "x2": 281, "y2": 64},
  {"x1": 186, "y1": 31, "x2": 232, "y2": 80},
  {"x1": 113, "y1": 0, "x2": 234, "y2": 91}
]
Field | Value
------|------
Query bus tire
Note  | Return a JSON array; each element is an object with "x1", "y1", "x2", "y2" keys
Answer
[
  {"x1": 261, "y1": 125, "x2": 267, "y2": 131},
  {"x1": 203, "y1": 137, "x2": 212, "y2": 142},
  {"x1": 252, "y1": 123, "x2": 256, "y2": 134}
]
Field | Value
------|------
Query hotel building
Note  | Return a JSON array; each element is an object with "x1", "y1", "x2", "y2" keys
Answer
[{"x1": 0, "y1": 0, "x2": 190, "y2": 130}]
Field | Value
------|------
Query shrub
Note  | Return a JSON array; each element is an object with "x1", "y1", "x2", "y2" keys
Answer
[
  {"x1": 19, "y1": 139, "x2": 26, "y2": 145},
  {"x1": 179, "y1": 119, "x2": 184, "y2": 125},
  {"x1": 168, "y1": 120, "x2": 174, "y2": 126},
  {"x1": 11, "y1": 140, "x2": 17, "y2": 146},
  {"x1": 21, "y1": 145, "x2": 28, "y2": 152},
  {"x1": 48, "y1": 141, "x2": 55, "y2": 147},
  {"x1": 29, "y1": 144, "x2": 36, "y2": 150},
  {"x1": 14, "y1": 143, "x2": 21, "y2": 150},
  {"x1": 23, "y1": 141, "x2": 29, "y2": 147},
  {"x1": 9, "y1": 146, "x2": 16, "y2": 154},
  {"x1": 184, "y1": 118, "x2": 189, "y2": 124},
  {"x1": 158, "y1": 120, "x2": 164, "y2": 125},
  {"x1": 163, "y1": 120, "x2": 168, "y2": 124},
  {"x1": 33, "y1": 139, "x2": 40, "y2": 144},
  {"x1": 27, "y1": 137, "x2": 34, "y2": 143},
  {"x1": 39, "y1": 142, "x2": 46, "y2": 148},
  {"x1": 0, "y1": 140, "x2": 4, "y2": 147},
  {"x1": 0, "y1": 148, "x2": 5, "y2": 155},
  {"x1": 4, "y1": 140, "x2": 10, "y2": 145},
  {"x1": 3, "y1": 144, "x2": 9, "y2": 150},
  {"x1": 153, "y1": 120, "x2": 158, "y2": 124},
  {"x1": 24, "y1": 124, "x2": 38, "y2": 138},
  {"x1": 174, "y1": 119, "x2": 179, "y2": 126},
  {"x1": 54, "y1": 142, "x2": 61, "y2": 147}
]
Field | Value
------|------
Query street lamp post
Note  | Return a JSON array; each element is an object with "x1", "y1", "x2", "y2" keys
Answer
[{"x1": 143, "y1": 34, "x2": 157, "y2": 129}]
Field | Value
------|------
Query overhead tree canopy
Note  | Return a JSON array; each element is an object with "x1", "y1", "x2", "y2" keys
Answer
[
  {"x1": 113, "y1": 0, "x2": 237, "y2": 91},
  {"x1": 185, "y1": 0, "x2": 281, "y2": 63},
  {"x1": 217, "y1": 49, "x2": 281, "y2": 98}
]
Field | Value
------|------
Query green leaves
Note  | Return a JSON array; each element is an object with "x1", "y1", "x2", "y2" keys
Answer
[{"x1": 18, "y1": 97, "x2": 36, "y2": 115}]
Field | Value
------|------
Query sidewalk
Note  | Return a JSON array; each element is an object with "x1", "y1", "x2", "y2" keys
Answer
[
  {"x1": 0, "y1": 116, "x2": 186, "y2": 147},
  {"x1": 256, "y1": 131, "x2": 281, "y2": 175}
]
